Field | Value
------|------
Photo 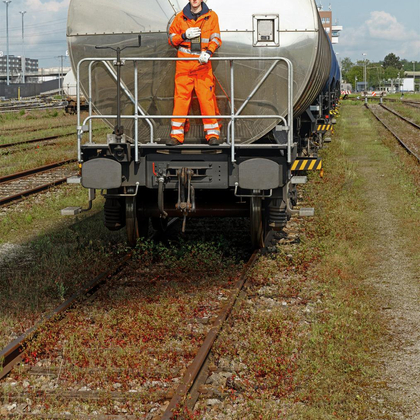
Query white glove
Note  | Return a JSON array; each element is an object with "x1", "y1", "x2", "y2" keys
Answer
[
  {"x1": 185, "y1": 27, "x2": 201, "y2": 39},
  {"x1": 198, "y1": 51, "x2": 211, "y2": 64}
]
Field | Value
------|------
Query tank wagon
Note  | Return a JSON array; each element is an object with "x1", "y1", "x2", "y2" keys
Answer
[
  {"x1": 63, "y1": 70, "x2": 89, "y2": 114},
  {"x1": 63, "y1": 0, "x2": 339, "y2": 247},
  {"x1": 297, "y1": 40, "x2": 341, "y2": 153}
]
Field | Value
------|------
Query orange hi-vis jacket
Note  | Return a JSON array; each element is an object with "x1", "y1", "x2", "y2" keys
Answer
[{"x1": 168, "y1": 3, "x2": 222, "y2": 142}]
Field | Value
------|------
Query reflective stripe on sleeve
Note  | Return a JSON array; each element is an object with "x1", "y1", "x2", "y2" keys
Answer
[
  {"x1": 210, "y1": 33, "x2": 221, "y2": 40},
  {"x1": 169, "y1": 33, "x2": 176, "y2": 47},
  {"x1": 201, "y1": 38, "x2": 209, "y2": 43},
  {"x1": 178, "y1": 47, "x2": 201, "y2": 56}
]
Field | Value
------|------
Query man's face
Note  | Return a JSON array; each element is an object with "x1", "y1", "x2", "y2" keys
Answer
[{"x1": 189, "y1": 0, "x2": 203, "y2": 9}]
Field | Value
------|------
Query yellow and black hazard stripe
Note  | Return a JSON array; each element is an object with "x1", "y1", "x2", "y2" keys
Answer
[
  {"x1": 291, "y1": 158, "x2": 323, "y2": 171},
  {"x1": 317, "y1": 124, "x2": 333, "y2": 133}
]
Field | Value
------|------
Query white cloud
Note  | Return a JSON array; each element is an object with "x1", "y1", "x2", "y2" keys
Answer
[
  {"x1": 366, "y1": 11, "x2": 416, "y2": 41},
  {"x1": 336, "y1": 11, "x2": 420, "y2": 62},
  {"x1": 25, "y1": 0, "x2": 70, "y2": 13}
]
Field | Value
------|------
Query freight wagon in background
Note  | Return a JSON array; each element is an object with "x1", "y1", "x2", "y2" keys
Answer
[{"x1": 62, "y1": 0, "x2": 340, "y2": 248}]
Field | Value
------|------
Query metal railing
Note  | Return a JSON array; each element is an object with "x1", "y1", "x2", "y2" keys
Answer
[{"x1": 76, "y1": 56, "x2": 294, "y2": 163}]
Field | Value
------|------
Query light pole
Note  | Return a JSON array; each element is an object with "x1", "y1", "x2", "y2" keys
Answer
[
  {"x1": 19, "y1": 11, "x2": 26, "y2": 84},
  {"x1": 3, "y1": 0, "x2": 12, "y2": 86},
  {"x1": 355, "y1": 76, "x2": 358, "y2": 92},
  {"x1": 362, "y1": 53, "x2": 367, "y2": 94},
  {"x1": 57, "y1": 55, "x2": 66, "y2": 97}
]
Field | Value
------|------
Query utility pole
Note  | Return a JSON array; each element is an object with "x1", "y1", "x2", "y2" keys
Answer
[
  {"x1": 57, "y1": 55, "x2": 66, "y2": 97},
  {"x1": 3, "y1": 0, "x2": 12, "y2": 86},
  {"x1": 362, "y1": 53, "x2": 367, "y2": 94},
  {"x1": 20, "y1": 11, "x2": 26, "y2": 83}
]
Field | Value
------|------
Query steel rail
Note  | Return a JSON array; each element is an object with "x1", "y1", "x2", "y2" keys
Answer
[
  {"x1": 161, "y1": 250, "x2": 260, "y2": 420},
  {"x1": 366, "y1": 103, "x2": 420, "y2": 162},
  {"x1": 2, "y1": 122, "x2": 76, "y2": 134},
  {"x1": 403, "y1": 101, "x2": 420, "y2": 109},
  {"x1": 379, "y1": 103, "x2": 420, "y2": 130},
  {"x1": 0, "y1": 133, "x2": 74, "y2": 150},
  {"x1": 0, "y1": 177, "x2": 69, "y2": 206},
  {"x1": 0, "y1": 159, "x2": 77, "y2": 183},
  {"x1": 0, "y1": 104, "x2": 65, "y2": 114}
]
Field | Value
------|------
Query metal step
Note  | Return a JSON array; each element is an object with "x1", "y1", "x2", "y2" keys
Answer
[
  {"x1": 61, "y1": 206, "x2": 82, "y2": 216},
  {"x1": 67, "y1": 176, "x2": 81, "y2": 184},
  {"x1": 299, "y1": 208, "x2": 315, "y2": 217},
  {"x1": 291, "y1": 176, "x2": 308, "y2": 184}
]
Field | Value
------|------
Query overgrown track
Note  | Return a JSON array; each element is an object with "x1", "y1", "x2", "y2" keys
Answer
[
  {"x1": 0, "y1": 226, "x2": 258, "y2": 418},
  {"x1": 367, "y1": 97, "x2": 420, "y2": 109},
  {"x1": 366, "y1": 103, "x2": 420, "y2": 162},
  {"x1": 161, "y1": 250, "x2": 259, "y2": 419},
  {"x1": 0, "y1": 160, "x2": 78, "y2": 206},
  {"x1": 0, "y1": 101, "x2": 65, "y2": 114},
  {"x1": 0, "y1": 255, "x2": 132, "y2": 381},
  {"x1": 379, "y1": 102, "x2": 420, "y2": 130},
  {"x1": 0, "y1": 133, "x2": 74, "y2": 151}
]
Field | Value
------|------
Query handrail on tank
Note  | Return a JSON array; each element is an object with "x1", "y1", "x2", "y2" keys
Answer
[{"x1": 76, "y1": 56, "x2": 294, "y2": 164}]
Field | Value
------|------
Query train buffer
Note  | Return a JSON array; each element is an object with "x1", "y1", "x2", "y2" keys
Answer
[{"x1": 291, "y1": 157, "x2": 323, "y2": 172}]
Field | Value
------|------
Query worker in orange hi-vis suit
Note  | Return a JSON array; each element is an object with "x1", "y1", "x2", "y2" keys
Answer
[{"x1": 168, "y1": 0, "x2": 222, "y2": 146}]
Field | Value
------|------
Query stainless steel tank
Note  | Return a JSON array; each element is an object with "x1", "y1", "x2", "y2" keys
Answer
[{"x1": 67, "y1": 0, "x2": 331, "y2": 143}]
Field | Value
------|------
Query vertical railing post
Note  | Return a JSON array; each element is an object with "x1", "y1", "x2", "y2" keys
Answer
[
  {"x1": 76, "y1": 61, "x2": 82, "y2": 162},
  {"x1": 230, "y1": 60, "x2": 236, "y2": 163},
  {"x1": 88, "y1": 61, "x2": 94, "y2": 144},
  {"x1": 287, "y1": 59, "x2": 294, "y2": 164},
  {"x1": 134, "y1": 62, "x2": 139, "y2": 163}
]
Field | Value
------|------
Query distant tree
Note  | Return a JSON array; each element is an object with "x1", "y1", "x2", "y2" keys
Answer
[
  {"x1": 341, "y1": 57, "x2": 353, "y2": 75},
  {"x1": 383, "y1": 53, "x2": 402, "y2": 69},
  {"x1": 346, "y1": 66, "x2": 363, "y2": 90},
  {"x1": 384, "y1": 66, "x2": 400, "y2": 80},
  {"x1": 401, "y1": 59, "x2": 418, "y2": 72}
]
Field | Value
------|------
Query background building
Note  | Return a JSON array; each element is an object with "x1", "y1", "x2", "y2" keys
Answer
[
  {"x1": 0, "y1": 55, "x2": 38, "y2": 82},
  {"x1": 318, "y1": 4, "x2": 342, "y2": 44}
]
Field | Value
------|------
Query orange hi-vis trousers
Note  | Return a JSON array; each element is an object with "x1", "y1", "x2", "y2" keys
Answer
[{"x1": 171, "y1": 67, "x2": 220, "y2": 143}]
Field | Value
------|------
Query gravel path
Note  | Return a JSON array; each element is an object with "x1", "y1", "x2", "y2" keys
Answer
[{"x1": 356, "y1": 112, "x2": 420, "y2": 418}]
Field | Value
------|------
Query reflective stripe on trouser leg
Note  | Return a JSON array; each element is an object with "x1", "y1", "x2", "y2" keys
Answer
[
  {"x1": 172, "y1": 72, "x2": 195, "y2": 142},
  {"x1": 194, "y1": 68, "x2": 220, "y2": 141}
]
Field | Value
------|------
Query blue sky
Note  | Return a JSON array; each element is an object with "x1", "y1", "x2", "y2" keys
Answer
[
  {"x1": 0, "y1": 0, "x2": 419, "y2": 68},
  {"x1": 328, "y1": 0, "x2": 420, "y2": 63}
]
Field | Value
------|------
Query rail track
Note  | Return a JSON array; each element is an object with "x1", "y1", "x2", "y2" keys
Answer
[
  {"x1": 0, "y1": 229, "x2": 258, "y2": 418},
  {"x1": 383, "y1": 98, "x2": 420, "y2": 109},
  {"x1": 161, "y1": 250, "x2": 259, "y2": 419},
  {"x1": 1, "y1": 122, "x2": 76, "y2": 135},
  {"x1": 0, "y1": 160, "x2": 78, "y2": 206},
  {"x1": 366, "y1": 103, "x2": 420, "y2": 162},
  {"x1": 0, "y1": 100, "x2": 65, "y2": 114},
  {"x1": 0, "y1": 133, "x2": 75, "y2": 152}
]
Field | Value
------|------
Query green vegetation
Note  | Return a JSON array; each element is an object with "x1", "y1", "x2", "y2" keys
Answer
[
  {"x1": 341, "y1": 54, "x2": 419, "y2": 92},
  {"x1": 203, "y1": 101, "x2": 420, "y2": 418},
  {"x1": 0, "y1": 109, "x2": 109, "y2": 176}
]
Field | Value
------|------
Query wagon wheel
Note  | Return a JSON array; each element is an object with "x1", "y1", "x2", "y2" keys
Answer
[
  {"x1": 126, "y1": 196, "x2": 149, "y2": 247},
  {"x1": 250, "y1": 197, "x2": 265, "y2": 249}
]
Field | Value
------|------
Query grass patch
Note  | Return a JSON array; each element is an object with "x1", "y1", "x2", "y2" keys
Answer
[{"x1": 200, "y1": 101, "x2": 420, "y2": 418}]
